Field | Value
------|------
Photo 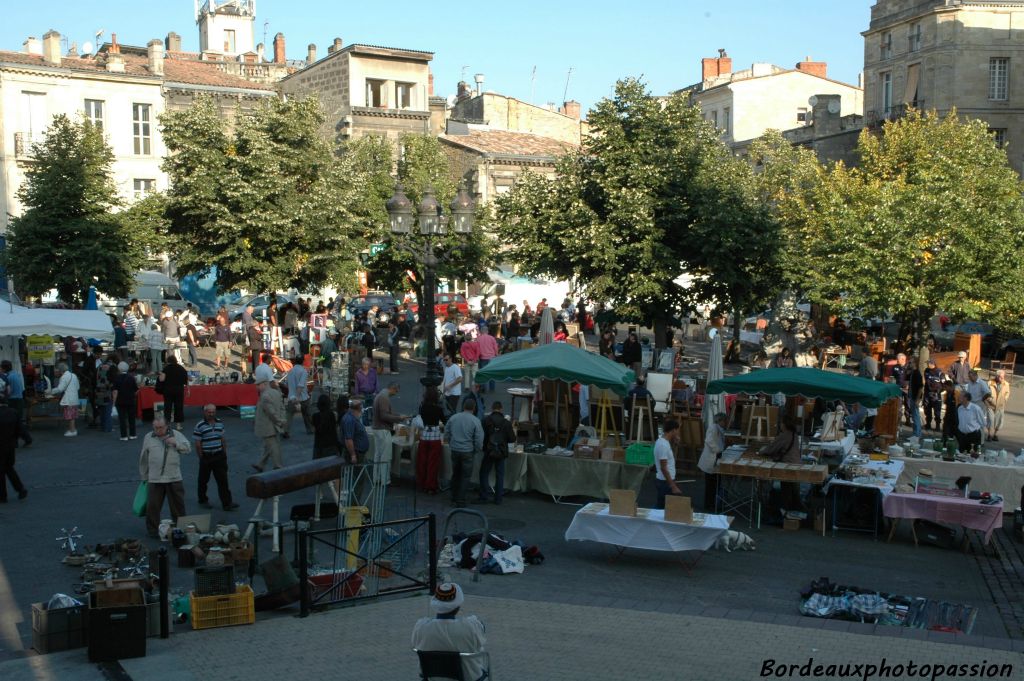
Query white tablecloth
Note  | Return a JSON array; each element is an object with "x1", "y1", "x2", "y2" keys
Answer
[
  {"x1": 565, "y1": 503, "x2": 731, "y2": 552},
  {"x1": 823, "y1": 456, "x2": 904, "y2": 497},
  {"x1": 897, "y1": 456, "x2": 1024, "y2": 504}
]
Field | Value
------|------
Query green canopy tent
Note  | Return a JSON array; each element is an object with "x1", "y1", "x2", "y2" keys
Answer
[
  {"x1": 475, "y1": 342, "x2": 636, "y2": 394},
  {"x1": 475, "y1": 343, "x2": 636, "y2": 445},
  {"x1": 705, "y1": 367, "x2": 902, "y2": 408}
]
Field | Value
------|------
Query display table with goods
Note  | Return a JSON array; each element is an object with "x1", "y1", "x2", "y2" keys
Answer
[
  {"x1": 883, "y1": 491, "x2": 1004, "y2": 548},
  {"x1": 564, "y1": 502, "x2": 731, "y2": 570},
  {"x1": 822, "y1": 453, "x2": 904, "y2": 538},
  {"x1": 713, "y1": 445, "x2": 828, "y2": 529},
  {"x1": 896, "y1": 452, "x2": 1023, "y2": 511},
  {"x1": 136, "y1": 382, "x2": 259, "y2": 417},
  {"x1": 438, "y1": 445, "x2": 529, "y2": 493}
]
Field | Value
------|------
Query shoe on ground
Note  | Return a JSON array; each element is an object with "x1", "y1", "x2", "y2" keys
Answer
[
  {"x1": 198, "y1": 501, "x2": 212, "y2": 509},
  {"x1": 120, "y1": 437, "x2": 129, "y2": 441},
  {"x1": 129, "y1": 435, "x2": 137, "y2": 440},
  {"x1": 18, "y1": 489, "x2": 27, "y2": 500},
  {"x1": 64, "y1": 431, "x2": 77, "y2": 437},
  {"x1": 224, "y1": 502, "x2": 240, "y2": 511}
]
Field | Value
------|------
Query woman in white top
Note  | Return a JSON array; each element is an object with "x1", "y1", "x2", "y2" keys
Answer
[
  {"x1": 698, "y1": 412, "x2": 728, "y2": 512},
  {"x1": 49, "y1": 362, "x2": 81, "y2": 437}
]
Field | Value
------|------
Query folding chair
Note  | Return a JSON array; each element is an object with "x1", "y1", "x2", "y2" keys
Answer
[{"x1": 414, "y1": 649, "x2": 490, "y2": 680}]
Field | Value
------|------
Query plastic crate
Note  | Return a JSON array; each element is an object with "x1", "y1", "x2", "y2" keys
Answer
[
  {"x1": 194, "y1": 565, "x2": 235, "y2": 597},
  {"x1": 625, "y1": 442, "x2": 654, "y2": 466},
  {"x1": 190, "y1": 585, "x2": 255, "y2": 630}
]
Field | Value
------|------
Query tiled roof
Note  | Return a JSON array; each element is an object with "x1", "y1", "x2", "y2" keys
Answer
[
  {"x1": 0, "y1": 50, "x2": 275, "y2": 91},
  {"x1": 441, "y1": 130, "x2": 575, "y2": 158}
]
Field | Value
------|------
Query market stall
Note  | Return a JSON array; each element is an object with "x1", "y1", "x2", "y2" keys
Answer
[
  {"x1": 706, "y1": 367, "x2": 903, "y2": 408},
  {"x1": 136, "y1": 383, "x2": 259, "y2": 418},
  {"x1": 896, "y1": 456, "x2": 1023, "y2": 507},
  {"x1": 0, "y1": 304, "x2": 113, "y2": 371}
]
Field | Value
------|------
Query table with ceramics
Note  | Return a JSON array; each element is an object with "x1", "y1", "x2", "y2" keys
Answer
[{"x1": 896, "y1": 454, "x2": 1022, "y2": 509}]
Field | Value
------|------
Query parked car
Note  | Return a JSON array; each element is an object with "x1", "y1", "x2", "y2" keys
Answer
[
  {"x1": 229, "y1": 293, "x2": 295, "y2": 321},
  {"x1": 408, "y1": 292, "x2": 470, "y2": 319},
  {"x1": 347, "y1": 292, "x2": 399, "y2": 326}
]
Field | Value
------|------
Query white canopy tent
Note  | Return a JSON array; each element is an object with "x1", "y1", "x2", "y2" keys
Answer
[{"x1": 0, "y1": 304, "x2": 113, "y2": 372}]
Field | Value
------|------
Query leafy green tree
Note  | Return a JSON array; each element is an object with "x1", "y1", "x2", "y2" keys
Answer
[
  {"x1": 802, "y1": 109, "x2": 1024, "y2": 346},
  {"x1": 118, "y1": 192, "x2": 173, "y2": 267},
  {"x1": 347, "y1": 133, "x2": 494, "y2": 300},
  {"x1": 3, "y1": 114, "x2": 140, "y2": 307},
  {"x1": 161, "y1": 96, "x2": 362, "y2": 295}
]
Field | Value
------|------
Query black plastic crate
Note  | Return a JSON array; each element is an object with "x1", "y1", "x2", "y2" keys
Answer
[
  {"x1": 87, "y1": 592, "x2": 146, "y2": 662},
  {"x1": 194, "y1": 565, "x2": 235, "y2": 597}
]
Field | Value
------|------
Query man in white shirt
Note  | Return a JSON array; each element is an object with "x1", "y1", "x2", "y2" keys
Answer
[
  {"x1": 956, "y1": 392, "x2": 986, "y2": 452},
  {"x1": 282, "y1": 361, "x2": 312, "y2": 438},
  {"x1": 442, "y1": 354, "x2": 463, "y2": 415},
  {"x1": 654, "y1": 417, "x2": 681, "y2": 509},
  {"x1": 412, "y1": 583, "x2": 487, "y2": 681}
]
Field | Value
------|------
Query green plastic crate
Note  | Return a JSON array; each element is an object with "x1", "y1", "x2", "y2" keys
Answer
[{"x1": 625, "y1": 442, "x2": 654, "y2": 466}]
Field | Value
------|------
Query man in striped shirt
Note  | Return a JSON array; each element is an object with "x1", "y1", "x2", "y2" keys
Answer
[
  {"x1": 192, "y1": 404, "x2": 239, "y2": 511},
  {"x1": 123, "y1": 305, "x2": 139, "y2": 342}
]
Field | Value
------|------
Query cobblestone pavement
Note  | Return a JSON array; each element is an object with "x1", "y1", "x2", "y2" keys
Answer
[
  {"x1": 3, "y1": 338, "x2": 1024, "y2": 678},
  {"x1": 3, "y1": 595, "x2": 1024, "y2": 681}
]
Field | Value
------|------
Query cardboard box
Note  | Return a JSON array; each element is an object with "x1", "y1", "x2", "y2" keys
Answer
[
  {"x1": 601, "y1": 447, "x2": 625, "y2": 462},
  {"x1": 664, "y1": 496, "x2": 694, "y2": 524},
  {"x1": 574, "y1": 444, "x2": 599, "y2": 459},
  {"x1": 91, "y1": 579, "x2": 146, "y2": 608},
  {"x1": 608, "y1": 489, "x2": 637, "y2": 517},
  {"x1": 32, "y1": 600, "x2": 88, "y2": 654},
  {"x1": 783, "y1": 517, "x2": 800, "y2": 531}
]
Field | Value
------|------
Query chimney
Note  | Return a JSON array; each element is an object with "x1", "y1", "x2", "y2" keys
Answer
[
  {"x1": 326, "y1": 37, "x2": 343, "y2": 54},
  {"x1": 473, "y1": 73, "x2": 485, "y2": 96},
  {"x1": 796, "y1": 56, "x2": 828, "y2": 79},
  {"x1": 109, "y1": 33, "x2": 121, "y2": 54},
  {"x1": 562, "y1": 100, "x2": 581, "y2": 120},
  {"x1": 273, "y1": 32, "x2": 286, "y2": 64},
  {"x1": 106, "y1": 52, "x2": 125, "y2": 73},
  {"x1": 23, "y1": 36, "x2": 42, "y2": 56},
  {"x1": 457, "y1": 81, "x2": 472, "y2": 100},
  {"x1": 306, "y1": 43, "x2": 317, "y2": 64},
  {"x1": 165, "y1": 31, "x2": 181, "y2": 52},
  {"x1": 256, "y1": 42, "x2": 265, "y2": 61},
  {"x1": 42, "y1": 30, "x2": 61, "y2": 65},
  {"x1": 701, "y1": 48, "x2": 732, "y2": 82},
  {"x1": 147, "y1": 39, "x2": 164, "y2": 76}
]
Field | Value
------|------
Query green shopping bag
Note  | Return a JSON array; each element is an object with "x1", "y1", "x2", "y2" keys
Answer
[{"x1": 132, "y1": 481, "x2": 148, "y2": 517}]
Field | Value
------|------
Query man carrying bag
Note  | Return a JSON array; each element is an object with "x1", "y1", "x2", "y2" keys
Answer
[
  {"x1": 478, "y1": 402, "x2": 514, "y2": 505},
  {"x1": 138, "y1": 416, "x2": 191, "y2": 537}
]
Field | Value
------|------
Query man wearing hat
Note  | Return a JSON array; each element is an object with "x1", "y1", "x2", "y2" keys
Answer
[
  {"x1": 412, "y1": 582, "x2": 488, "y2": 681},
  {"x1": 252, "y1": 372, "x2": 285, "y2": 472},
  {"x1": 948, "y1": 351, "x2": 972, "y2": 387}
]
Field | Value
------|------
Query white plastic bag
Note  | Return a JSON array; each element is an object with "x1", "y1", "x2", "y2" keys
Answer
[{"x1": 491, "y1": 545, "x2": 525, "y2": 574}]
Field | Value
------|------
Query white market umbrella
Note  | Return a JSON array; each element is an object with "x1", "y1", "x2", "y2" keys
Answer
[
  {"x1": 538, "y1": 307, "x2": 555, "y2": 345},
  {"x1": 703, "y1": 333, "x2": 724, "y2": 432}
]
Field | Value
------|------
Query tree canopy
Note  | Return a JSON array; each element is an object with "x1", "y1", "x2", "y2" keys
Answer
[
  {"x1": 3, "y1": 114, "x2": 141, "y2": 307},
  {"x1": 161, "y1": 96, "x2": 363, "y2": 295},
  {"x1": 799, "y1": 109, "x2": 1024, "y2": 338}
]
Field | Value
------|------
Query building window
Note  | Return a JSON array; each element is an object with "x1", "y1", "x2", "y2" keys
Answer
[
  {"x1": 19, "y1": 91, "x2": 47, "y2": 144},
  {"x1": 881, "y1": 72, "x2": 893, "y2": 114},
  {"x1": 990, "y1": 58, "x2": 1009, "y2": 101},
  {"x1": 133, "y1": 179, "x2": 155, "y2": 200},
  {"x1": 132, "y1": 103, "x2": 152, "y2": 155},
  {"x1": 223, "y1": 29, "x2": 236, "y2": 53},
  {"x1": 366, "y1": 79, "x2": 385, "y2": 108},
  {"x1": 909, "y1": 23, "x2": 922, "y2": 53},
  {"x1": 991, "y1": 128, "x2": 1007, "y2": 147},
  {"x1": 84, "y1": 99, "x2": 104, "y2": 131},
  {"x1": 797, "y1": 107, "x2": 809, "y2": 123},
  {"x1": 395, "y1": 82, "x2": 414, "y2": 110},
  {"x1": 881, "y1": 32, "x2": 892, "y2": 60},
  {"x1": 722, "y1": 106, "x2": 730, "y2": 133},
  {"x1": 710, "y1": 109, "x2": 718, "y2": 128}
]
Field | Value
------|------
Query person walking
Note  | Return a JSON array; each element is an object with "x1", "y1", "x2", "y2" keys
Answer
[
  {"x1": 159, "y1": 356, "x2": 189, "y2": 430},
  {"x1": 139, "y1": 416, "x2": 191, "y2": 538},
  {"x1": 161, "y1": 313, "x2": 182, "y2": 364},
  {"x1": 283, "y1": 361, "x2": 313, "y2": 438},
  {"x1": 193, "y1": 404, "x2": 239, "y2": 511},
  {"x1": 1, "y1": 360, "x2": 31, "y2": 446},
  {"x1": 214, "y1": 308, "x2": 232, "y2": 370},
  {"x1": 444, "y1": 398, "x2": 483, "y2": 508},
  {"x1": 147, "y1": 321, "x2": 165, "y2": 374},
  {"x1": 112, "y1": 361, "x2": 139, "y2": 440},
  {"x1": 95, "y1": 355, "x2": 116, "y2": 433},
  {"x1": 922, "y1": 359, "x2": 945, "y2": 431},
  {"x1": 415, "y1": 389, "x2": 445, "y2": 494},
  {"x1": 478, "y1": 401, "x2": 514, "y2": 505},
  {"x1": 654, "y1": 417, "x2": 682, "y2": 509},
  {"x1": 312, "y1": 394, "x2": 340, "y2": 459},
  {"x1": 987, "y1": 369, "x2": 1011, "y2": 442},
  {"x1": 48, "y1": 363, "x2": 81, "y2": 437},
  {"x1": 0, "y1": 392, "x2": 28, "y2": 502},
  {"x1": 441, "y1": 354, "x2": 463, "y2": 415},
  {"x1": 386, "y1": 322, "x2": 401, "y2": 374},
  {"x1": 476, "y1": 326, "x2": 499, "y2": 393},
  {"x1": 252, "y1": 373, "x2": 285, "y2": 472}
]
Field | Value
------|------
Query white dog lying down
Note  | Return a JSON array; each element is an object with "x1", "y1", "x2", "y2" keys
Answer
[{"x1": 714, "y1": 530, "x2": 756, "y2": 552}]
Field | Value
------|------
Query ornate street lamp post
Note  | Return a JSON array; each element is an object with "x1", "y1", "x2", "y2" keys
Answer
[{"x1": 386, "y1": 182, "x2": 475, "y2": 388}]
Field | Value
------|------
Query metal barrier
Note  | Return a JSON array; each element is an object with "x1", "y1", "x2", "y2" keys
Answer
[{"x1": 298, "y1": 513, "x2": 437, "y2": 617}]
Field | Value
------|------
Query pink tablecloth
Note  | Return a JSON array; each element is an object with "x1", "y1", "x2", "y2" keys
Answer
[{"x1": 882, "y1": 493, "x2": 1003, "y2": 544}]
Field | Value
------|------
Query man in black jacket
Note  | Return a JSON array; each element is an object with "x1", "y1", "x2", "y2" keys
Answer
[
  {"x1": 478, "y1": 402, "x2": 514, "y2": 505},
  {"x1": 0, "y1": 393, "x2": 27, "y2": 502}
]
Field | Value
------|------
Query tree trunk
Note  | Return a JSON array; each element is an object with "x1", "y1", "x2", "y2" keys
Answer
[
  {"x1": 652, "y1": 317, "x2": 667, "y2": 350},
  {"x1": 732, "y1": 306, "x2": 742, "y2": 342}
]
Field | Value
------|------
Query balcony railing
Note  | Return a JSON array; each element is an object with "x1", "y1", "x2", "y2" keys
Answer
[
  {"x1": 866, "y1": 102, "x2": 924, "y2": 127},
  {"x1": 13, "y1": 131, "x2": 43, "y2": 159}
]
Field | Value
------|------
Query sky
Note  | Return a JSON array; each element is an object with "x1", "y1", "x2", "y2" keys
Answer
[{"x1": 0, "y1": 0, "x2": 876, "y2": 114}]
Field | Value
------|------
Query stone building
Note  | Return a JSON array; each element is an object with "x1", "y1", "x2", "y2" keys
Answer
[
  {"x1": 863, "y1": 0, "x2": 1024, "y2": 172},
  {"x1": 448, "y1": 88, "x2": 586, "y2": 146},
  {"x1": 278, "y1": 39, "x2": 439, "y2": 145},
  {"x1": 780, "y1": 94, "x2": 865, "y2": 166},
  {"x1": 676, "y1": 50, "x2": 863, "y2": 152},
  {"x1": 0, "y1": 30, "x2": 275, "y2": 234}
]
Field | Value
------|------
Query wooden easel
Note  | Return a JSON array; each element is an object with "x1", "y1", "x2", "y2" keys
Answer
[
  {"x1": 595, "y1": 390, "x2": 620, "y2": 446},
  {"x1": 630, "y1": 395, "x2": 655, "y2": 442},
  {"x1": 745, "y1": 404, "x2": 771, "y2": 443}
]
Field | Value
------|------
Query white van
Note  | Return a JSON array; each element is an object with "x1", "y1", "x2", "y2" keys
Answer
[{"x1": 99, "y1": 271, "x2": 191, "y2": 317}]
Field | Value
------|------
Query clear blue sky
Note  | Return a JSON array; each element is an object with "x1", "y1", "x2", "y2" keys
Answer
[{"x1": 0, "y1": 0, "x2": 875, "y2": 114}]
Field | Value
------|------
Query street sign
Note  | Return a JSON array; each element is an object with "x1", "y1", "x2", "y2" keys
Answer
[{"x1": 369, "y1": 243, "x2": 386, "y2": 257}]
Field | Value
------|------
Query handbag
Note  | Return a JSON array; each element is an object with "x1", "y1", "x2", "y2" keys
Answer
[{"x1": 132, "y1": 481, "x2": 148, "y2": 517}]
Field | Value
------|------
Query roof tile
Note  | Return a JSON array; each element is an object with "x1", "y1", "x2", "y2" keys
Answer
[{"x1": 441, "y1": 130, "x2": 575, "y2": 158}]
